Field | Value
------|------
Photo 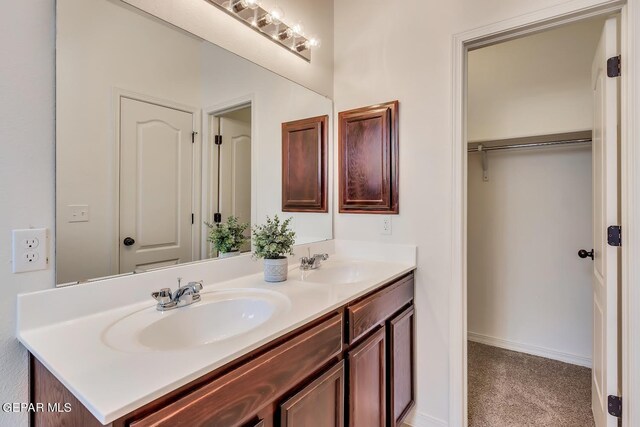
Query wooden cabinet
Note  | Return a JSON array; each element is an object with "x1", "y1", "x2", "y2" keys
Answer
[
  {"x1": 280, "y1": 361, "x2": 344, "y2": 427},
  {"x1": 388, "y1": 306, "x2": 415, "y2": 427},
  {"x1": 338, "y1": 101, "x2": 399, "y2": 214},
  {"x1": 281, "y1": 115, "x2": 328, "y2": 213},
  {"x1": 348, "y1": 328, "x2": 386, "y2": 427},
  {"x1": 31, "y1": 273, "x2": 415, "y2": 427}
]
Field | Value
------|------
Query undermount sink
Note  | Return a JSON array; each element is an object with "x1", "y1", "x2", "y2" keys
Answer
[
  {"x1": 298, "y1": 260, "x2": 381, "y2": 285},
  {"x1": 102, "y1": 289, "x2": 290, "y2": 352}
]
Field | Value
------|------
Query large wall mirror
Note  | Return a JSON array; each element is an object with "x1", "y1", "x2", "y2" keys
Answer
[{"x1": 56, "y1": 0, "x2": 333, "y2": 285}]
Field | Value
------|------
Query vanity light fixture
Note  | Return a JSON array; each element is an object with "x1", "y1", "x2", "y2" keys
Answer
[{"x1": 205, "y1": 0, "x2": 318, "y2": 61}]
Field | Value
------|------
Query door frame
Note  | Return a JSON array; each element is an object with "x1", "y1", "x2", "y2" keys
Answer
[
  {"x1": 201, "y1": 94, "x2": 257, "y2": 259},
  {"x1": 450, "y1": 1, "x2": 640, "y2": 426},
  {"x1": 112, "y1": 88, "x2": 201, "y2": 275}
]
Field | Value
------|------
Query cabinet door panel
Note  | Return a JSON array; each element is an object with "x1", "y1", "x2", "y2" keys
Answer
[
  {"x1": 280, "y1": 361, "x2": 344, "y2": 427},
  {"x1": 389, "y1": 306, "x2": 415, "y2": 426},
  {"x1": 348, "y1": 328, "x2": 386, "y2": 427}
]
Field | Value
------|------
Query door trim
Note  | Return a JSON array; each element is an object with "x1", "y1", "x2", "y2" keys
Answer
[
  {"x1": 201, "y1": 95, "x2": 256, "y2": 259},
  {"x1": 450, "y1": 1, "x2": 639, "y2": 426},
  {"x1": 113, "y1": 88, "x2": 201, "y2": 275}
]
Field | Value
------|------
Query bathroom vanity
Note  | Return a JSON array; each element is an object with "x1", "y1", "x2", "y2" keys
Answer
[{"x1": 18, "y1": 242, "x2": 416, "y2": 427}]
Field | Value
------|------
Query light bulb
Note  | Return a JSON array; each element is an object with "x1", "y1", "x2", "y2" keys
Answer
[
  {"x1": 307, "y1": 36, "x2": 321, "y2": 49},
  {"x1": 291, "y1": 22, "x2": 304, "y2": 36},
  {"x1": 245, "y1": 0, "x2": 260, "y2": 9},
  {"x1": 270, "y1": 6, "x2": 284, "y2": 24},
  {"x1": 231, "y1": 0, "x2": 248, "y2": 13}
]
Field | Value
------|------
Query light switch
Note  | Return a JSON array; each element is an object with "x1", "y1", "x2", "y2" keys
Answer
[{"x1": 67, "y1": 205, "x2": 89, "y2": 223}]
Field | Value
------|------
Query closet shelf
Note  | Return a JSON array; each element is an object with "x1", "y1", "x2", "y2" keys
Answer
[{"x1": 467, "y1": 130, "x2": 592, "y2": 153}]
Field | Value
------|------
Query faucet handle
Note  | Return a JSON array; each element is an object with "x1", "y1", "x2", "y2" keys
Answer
[
  {"x1": 313, "y1": 253, "x2": 329, "y2": 261},
  {"x1": 152, "y1": 288, "x2": 172, "y2": 304},
  {"x1": 188, "y1": 280, "x2": 203, "y2": 292}
]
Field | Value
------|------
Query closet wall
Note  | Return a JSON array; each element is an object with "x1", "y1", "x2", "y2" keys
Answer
[{"x1": 467, "y1": 19, "x2": 603, "y2": 366}]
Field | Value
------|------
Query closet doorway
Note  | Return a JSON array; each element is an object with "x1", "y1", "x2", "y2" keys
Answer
[{"x1": 466, "y1": 16, "x2": 620, "y2": 427}]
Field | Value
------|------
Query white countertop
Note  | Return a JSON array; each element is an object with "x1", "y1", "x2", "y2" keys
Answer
[{"x1": 16, "y1": 240, "x2": 416, "y2": 425}]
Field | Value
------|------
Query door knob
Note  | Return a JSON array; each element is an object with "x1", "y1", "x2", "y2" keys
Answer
[
  {"x1": 123, "y1": 237, "x2": 136, "y2": 246},
  {"x1": 578, "y1": 249, "x2": 594, "y2": 260}
]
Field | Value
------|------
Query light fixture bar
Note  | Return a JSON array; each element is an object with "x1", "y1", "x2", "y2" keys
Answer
[{"x1": 205, "y1": 0, "x2": 315, "y2": 61}]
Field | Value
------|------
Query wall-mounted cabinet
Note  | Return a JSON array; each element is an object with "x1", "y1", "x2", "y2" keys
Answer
[
  {"x1": 338, "y1": 101, "x2": 399, "y2": 214},
  {"x1": 282, "y1": 115, "x2": 328, "y2": 213},
  {"x1": 31, "y1": 273, "x2": 415, "y2": 427}
]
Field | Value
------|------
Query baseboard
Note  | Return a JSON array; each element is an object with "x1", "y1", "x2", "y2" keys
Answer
[
  {"x1": 402, "y1": 410, "x2": 448, "y2": 427},
  {"x1": 468, "y1": 331, "x2": 592, "y2": 368}
]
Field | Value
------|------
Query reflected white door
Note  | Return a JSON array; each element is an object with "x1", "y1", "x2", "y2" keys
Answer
[
  {"x1": 120, "y1": 97, "x2": 194, "y2": 273},
  {"x1": 591, "y1": 16, "x2": 620, "y2": 427},
  {"x1": 219, "y1": 114, "x2": 251, "y2": 251}
]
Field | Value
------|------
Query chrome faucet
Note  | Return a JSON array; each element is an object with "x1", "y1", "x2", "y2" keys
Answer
[
  {"x1": 300, "y1": 249, "x2": 329, "y2": 271},
  {"x1": 151, "y1": 278, "x2": 203, "y2": 311}
]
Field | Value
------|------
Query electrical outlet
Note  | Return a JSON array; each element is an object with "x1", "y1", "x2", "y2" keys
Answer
[
  {"x1": 12, "y1": 228, "x2": 48, "y2": 273},
  {"x1": 381, "y1": 216, "x2": 392, "y2": 235}
]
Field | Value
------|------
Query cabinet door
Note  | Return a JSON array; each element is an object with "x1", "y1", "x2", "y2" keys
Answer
[
  {"x1": 348, "y1": 328, "x2": 386, "y2": 427},
  {"x1": 280, "y1": 361, "x2": 344, "y2": 427},
  {"x1": 388, "y1": 306, "x2": 415, "y2": 427}
]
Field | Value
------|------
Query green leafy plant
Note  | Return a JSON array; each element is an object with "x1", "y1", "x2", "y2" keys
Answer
[
  {"x1": 205, "y1": 216, "x2": 249, "y2": 254},
  {"x1": 252, "y1": 215, "x2": 296, "y2": 259}
]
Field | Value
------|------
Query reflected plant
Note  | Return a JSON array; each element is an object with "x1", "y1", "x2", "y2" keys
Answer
[
  {"x1": 252, "y1": 215, "x2": 296, "y2": 260},
  {"x1": 205, "y1": 216, "x2": 249, "y2": 255}
]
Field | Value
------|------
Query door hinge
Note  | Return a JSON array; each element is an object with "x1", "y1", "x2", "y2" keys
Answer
[
  {"x1": 608, "y1": 395, "x2": 622, "y2": 418},
  {"x1": 607, "y1": 55, "x2": 621, "y2": 78},
  {"x1": 191, "y1": 213, "x2": 195, "y2": 225},
  {"x1": 213, "y1": 212, "x2": 222, "y2": 223},
  {"x1": 214, "y1": 135, "x2": 223, "y2": 145},
  {"x1": 192, "y1": 131, "x2": 198, "y2": 143},
  {"x1": 607, "y1": 225, "x2": 622, "y2": 246}
]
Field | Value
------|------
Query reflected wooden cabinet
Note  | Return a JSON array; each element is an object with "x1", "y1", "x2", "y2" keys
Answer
[
  {"x1": 32, "y1": 274, "x2": 415, "y2": 427},
  {"x1": 281, "y1": 115, "x2": 328, "y2": 213}
]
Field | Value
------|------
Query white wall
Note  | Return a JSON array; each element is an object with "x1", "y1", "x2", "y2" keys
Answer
[
  {"x1": 468, "y1": 148, "x2": 593, "y2": 364},
  {"x1": 468, "y1": 19, "x2": 603, "y2": 141},
  {"x1": 466, "y1": 21, "x2": 600, "y2": 367},
  {"x1": 56, "y1": 0, "x2": 203, "y2": 284},
  {"x1": 200, "y1": 42, "x2": 333, "y2": 245},
  {"x1": 122, "y1": 0, "x2": 334, "y2": 98},
  {"x1": 332, "y1": 0, "x2": 605, "y2": 425},
  {"x1": 0, "y1": 2, "x2": 55, "y2": 426}
]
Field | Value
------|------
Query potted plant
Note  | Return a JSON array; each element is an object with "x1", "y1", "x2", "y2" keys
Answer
[
  {"x1": 252, "y1": 215, "x2": 296, "y2": 282},
  {"x1": 205, "y1": 216, "x2": 249, "y2": 258}
]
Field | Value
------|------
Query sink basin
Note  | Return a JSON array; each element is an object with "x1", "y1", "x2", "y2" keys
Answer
[
  {"x1": 298, "y1": 261, "x2": 380, "y2": 285},
  {"x1": 102, "y1": 289, "x2": 290, "y2": 352}
]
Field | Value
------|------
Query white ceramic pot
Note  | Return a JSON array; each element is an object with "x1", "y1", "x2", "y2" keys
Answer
[
  {"x1": 263, "y1": 257, "x2": 288, "y2": 282},
  {"x1": 218, "y1": 250, "x2": 240, "y2": 259}
]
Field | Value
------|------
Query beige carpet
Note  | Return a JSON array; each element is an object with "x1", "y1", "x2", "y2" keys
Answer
[{"x1": 468, "y1": 341, "x2": 595, "y2": 427}]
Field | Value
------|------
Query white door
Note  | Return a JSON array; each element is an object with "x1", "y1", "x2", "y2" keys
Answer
[
  {"x1": 591, "y1": 16, "x2": 620, "y2": 427},
  {"x1": 219, "y1": 112, "x2": 252, "y2": 251},
  {"x1": 120, "y1": 97, "x2": 194, "y2": 273}
]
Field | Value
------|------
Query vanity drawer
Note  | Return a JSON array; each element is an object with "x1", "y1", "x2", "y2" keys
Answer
[
  {"x1": 131, "y1": 314, "x2": 343, "y2": 427},
  {"x1": 347, "y1": 274, "x2": 414, "y2": 344}
]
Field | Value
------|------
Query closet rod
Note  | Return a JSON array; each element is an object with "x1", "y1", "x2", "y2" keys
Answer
[{"x1": 467, "y1": 134, "x2": 592, "y2": 153}]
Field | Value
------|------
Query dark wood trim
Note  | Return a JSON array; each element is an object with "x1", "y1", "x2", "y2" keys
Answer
[
  {"x1": 279, "y1": 361, "x2": 345, "y2": 427},
  {"x1": 347, "y1": 274, "x2": 414, "y2": 344},
  {"x1": 338, "y1": 101, "x2": 399, "y2": 214},
  {"x1": 388, "y1": 306, "x2": 415, "y2": 427},
  {"x1": 281, "y1": 115, "x2": 328, "y2": 213}
]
